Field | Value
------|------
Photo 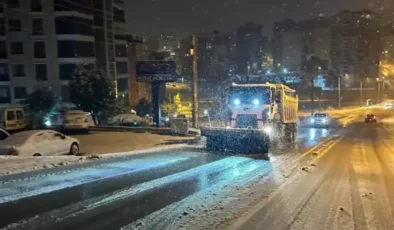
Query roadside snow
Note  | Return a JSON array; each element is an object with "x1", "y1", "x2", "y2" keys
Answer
[
  {"x1": 0, "y1": 155, "x2": 87, "y2": 176},
  {"x1": 0, "y1": 138, "x2": 201, "y2": 176}
]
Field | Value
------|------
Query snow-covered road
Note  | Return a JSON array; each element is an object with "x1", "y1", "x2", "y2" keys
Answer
[
  {"x1": 0, "y1": 126, "x2": 339, "y2": 230},
  {"x1": 2, "y1": 107, "x2": 394, "y2": 230}
]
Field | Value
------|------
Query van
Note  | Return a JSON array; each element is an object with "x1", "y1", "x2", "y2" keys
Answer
[{"x1": 0, "y1": 107, "x2": 27, "y2": 132}]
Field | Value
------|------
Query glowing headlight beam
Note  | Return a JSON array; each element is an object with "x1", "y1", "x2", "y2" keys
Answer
[{"x1": 264, "y1": 126, "x2": 273, "y2": 134}]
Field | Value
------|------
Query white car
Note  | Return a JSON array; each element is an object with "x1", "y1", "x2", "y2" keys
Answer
[
  {"x1": 310, "y1": 113, "x2": 330, "y2": 128},
  {"x1": 0, "y1": 130, "x2": 80, "y2": 156},
  {"x1": 45, "y1": 110, "x2": 89, "y2": 132}
]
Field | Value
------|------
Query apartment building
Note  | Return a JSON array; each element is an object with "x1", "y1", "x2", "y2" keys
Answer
[
  {"x1": 330, "y1": 10, "x2": 381, "y2": 86},
  {"x1": 0, "y1": 0, "x2": 129, "y2": 104}
]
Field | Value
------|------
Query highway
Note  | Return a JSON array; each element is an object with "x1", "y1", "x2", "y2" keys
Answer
[{"x1": 1, "y1": 107, "x2": 394, "y2": 230}]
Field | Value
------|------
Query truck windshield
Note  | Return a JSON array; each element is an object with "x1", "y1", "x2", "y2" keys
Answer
[{"x1": 229, "y1": 86, "x2": 271, "y2": 105}]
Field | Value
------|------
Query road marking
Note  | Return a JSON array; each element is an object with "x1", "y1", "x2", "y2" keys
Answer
[
  {"x1": 230, "y1": 133, "x2": 345, "y2": 230},
  {"x1": 295, "y1": 132, "x2": 345, "y2": 163},
  {"x1": 309, "y1": 136, "x2": 345, "y2": 163}
]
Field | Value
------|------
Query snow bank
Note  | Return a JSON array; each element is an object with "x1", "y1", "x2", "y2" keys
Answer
[{"x1": 0, "y1": 141, "x2": 202, "y2": 176}]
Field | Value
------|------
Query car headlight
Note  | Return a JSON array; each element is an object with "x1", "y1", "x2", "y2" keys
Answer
[
  {"x1": 263, "y1": 126, "x2": 273, "y2": 134},
  {"x1": 234, "y1": 99, "x2": 240, "y2": 105},
  {"x1": 310, "y1": 118, "x2": 315, "y2": 123},
  {"x1": 45, "y1": 120, "x2": 51, "y2": 127},
  {"x1": 322, "y1": 118, "x2": 327, "y2": 123}
]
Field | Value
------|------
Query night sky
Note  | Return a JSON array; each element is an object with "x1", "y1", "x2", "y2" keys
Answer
[{"x1": 127, "y1": 0, "x2": 375, "y2": 36}]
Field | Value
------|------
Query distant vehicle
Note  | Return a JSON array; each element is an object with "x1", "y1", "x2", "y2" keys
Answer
[
  {"x1": 0, "y1": 106, "x2": 28, "y2": 132},
  {"x1": 365, "y1": 114, "x2": 377, "y2": 123},
  {"x1": 0, "y1": 130, "x2": 80, "y2": 156},
  {"x1": 0, "y1": 128, "x2": 10, "y2": 140},
  {"x1": 310, "y1": 113, "x2": 330, "y2": 128},
  {"x1": 45, "y1": 110, "x2": 89, "y2": 133},
  {"x1": 384, "y1": 102, "x2": 393, "y2": 109}
]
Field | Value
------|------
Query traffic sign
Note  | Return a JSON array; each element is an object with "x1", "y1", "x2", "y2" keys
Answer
[
  {"x1": 136, "y1": 75, "x2": 177, "y2": 82},
  {"x1": 136, "y1": 61, "x2": 177, "y2": 82}
]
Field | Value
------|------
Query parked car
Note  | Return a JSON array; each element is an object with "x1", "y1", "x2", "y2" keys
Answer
[
  {"x1": 310, "y1": 112, "x2": 330, "y2": 128},
  {"x1": 0, "y1": 130, "x2": 80, "y2": 156},
  {"x1": 0, "y1": 128, "x2": 10, "y2": 140},
  {"x1": 45, "y1": 110, "x2": 89, "y2": 133},
  {"x1": 0, "y1": 106, "x2": 28, "y2": 132},
  {"x1": 365, "y1": 114, "x2": 377, "y2": 123}
]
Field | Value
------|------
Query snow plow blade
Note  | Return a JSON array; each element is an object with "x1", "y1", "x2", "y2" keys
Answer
[{"x1": 201, "y1": 127, "x2": 270, "y2": 154}]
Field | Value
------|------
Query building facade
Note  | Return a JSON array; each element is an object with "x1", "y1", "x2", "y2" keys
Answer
[
  {"x1": 236, "y1": 22, "x2": 264, "y2": 76},
  {"x1": 330, "y1": 10, "x2": 381, "y2": 86},
  {"x1": 0, "y1": 0, "x2": 129, "y2": 104}
]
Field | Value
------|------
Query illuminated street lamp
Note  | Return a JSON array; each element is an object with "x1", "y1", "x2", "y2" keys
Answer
[
  {"x1": 283, "y1": 68, "x2": 288, "y2": 74},
  {"x1": 204, "y1": 110, "x2": 211, "y2": 127}
]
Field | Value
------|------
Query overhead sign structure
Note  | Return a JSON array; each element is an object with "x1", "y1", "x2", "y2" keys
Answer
[{"x1": 136, "y1": 61, "x2": 177, "y2": 82}]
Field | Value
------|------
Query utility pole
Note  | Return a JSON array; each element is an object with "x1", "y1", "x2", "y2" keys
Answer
[
  {"x1": 377, "y1": 79, "x2": 381, "y2": 103},
  {"x1": 113, "y1": 61, "x2": 118, "y2": 98},
  {"x1": 360, "y1": 80, "x2": 363, "y2": 106},
  {"x1": 191, "y1": 36, "x2": 198, "y2": 128},
  {"x1": 311, "y1": 74, "x2": 314, "y2": 114},
  {"x1": 338, "y1": 77, "x2": 341, "y2": 109}
]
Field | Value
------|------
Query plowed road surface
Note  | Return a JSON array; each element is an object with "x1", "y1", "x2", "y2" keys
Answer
[{"x1": 2, "y1": 115, "x2": 394, "y2": 230}]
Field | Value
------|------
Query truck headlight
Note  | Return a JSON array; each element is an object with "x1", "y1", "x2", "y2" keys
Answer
[
  {"x1": 234, "y1": 99, "x2": 240, "y2": 105},
  {"x1": 253, "y1": 99, "x2": 259, "y2": 105},
  {"x1": 45, "y1": 120, "x2": 51, "y2": 127},
  {"x1": 264, "y1": 126, "x2": 273, "y2": 134}
]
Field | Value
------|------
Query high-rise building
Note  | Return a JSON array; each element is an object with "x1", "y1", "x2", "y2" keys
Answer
[
  {"x1": 273, "y1": 17, "x2": 331, "y2": 72},
  {"x1": 381, "y1": 19, "x2": 394, "y2": 64},
  {"x1": 197, "y1": 31, "x2": 234, "y2": 81},
  {"x1": 273, "y1": 19, "x2": 301, "y2": 71},
  {"x1": 236, "y1": 22, "x2": 264, "y2": 76},
  {"x1": 92, "y1": 0, "x2": 129, "y2": 96},
  {"x1": 298, "y1": 17, "x2": 331, "y2": 66},
  {"x1": 0, "y1": 0, "x2": 129, "y2": 104},
  {"x1": 330, "y1": 10, "x2": 382, "y2": 86}
]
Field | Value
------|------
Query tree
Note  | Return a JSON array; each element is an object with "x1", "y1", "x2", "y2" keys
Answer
[
  {"x1": 69, "y1": 65, "x2": 116, "y2": 123},
  {"x1": 111, "y1": 94, "x2": 131, "y2": 116},
  {"x1": 22, "y1": 86, "x2": 57, "y2": 113},
  {"x1": 161, "y1": 98, "x2": 177, "y2": 117}
]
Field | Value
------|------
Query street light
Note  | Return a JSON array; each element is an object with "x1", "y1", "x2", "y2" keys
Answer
[
  {"x1": 204, "y1": 110, "x2": 211, "y2": 127},
  {"x1": 283, "y1": 68, "x2": 288, "y2": 74}
]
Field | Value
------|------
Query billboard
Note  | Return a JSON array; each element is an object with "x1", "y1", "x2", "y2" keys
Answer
[{"x1": 136, "y1": 61, "x2": 177, "y2": 82}]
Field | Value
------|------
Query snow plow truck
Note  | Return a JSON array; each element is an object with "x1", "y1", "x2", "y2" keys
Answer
[{"x1": 201, "y1": 83, "x2": 298, "y2": 154}]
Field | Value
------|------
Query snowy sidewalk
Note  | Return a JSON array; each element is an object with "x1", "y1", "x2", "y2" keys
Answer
[{"x1": 0, "y1": 132, "x2": 200, "y2": 176}]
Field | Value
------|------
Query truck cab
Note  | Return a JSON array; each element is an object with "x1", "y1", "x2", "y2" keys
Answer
[{"x1": 228, "y1": 84, "x2": 275, "y2": 130}]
